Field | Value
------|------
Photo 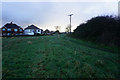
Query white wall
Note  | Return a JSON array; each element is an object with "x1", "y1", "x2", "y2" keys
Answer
[
  {"x1": 24, "y1": 29, "x2": 34, "y2": 35},
  {"x1": 24, "y1": 29, "x2": 42, "y2": 35}
]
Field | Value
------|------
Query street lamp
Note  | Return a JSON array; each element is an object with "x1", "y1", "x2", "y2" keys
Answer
[{"x1": 68, "y1": 14, "x2": 73, "y2": 34}]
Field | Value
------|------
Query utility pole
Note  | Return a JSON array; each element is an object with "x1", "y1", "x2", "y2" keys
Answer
[{"x1": 68, "y1": 14, "x2": 73, "y2": 34}]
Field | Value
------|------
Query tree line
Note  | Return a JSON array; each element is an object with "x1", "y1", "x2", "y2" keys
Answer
[{"x1": 71, "y1": 16, "x2": 120, "y2": 47}]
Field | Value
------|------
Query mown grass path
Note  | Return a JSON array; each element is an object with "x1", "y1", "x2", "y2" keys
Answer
[{"x1": 2, "y1": 34, "x2": 119, "y2": 78}]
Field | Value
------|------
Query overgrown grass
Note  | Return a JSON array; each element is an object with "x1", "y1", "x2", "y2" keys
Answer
[
  {"x1": 2, "y1": 34, "x2": 120, "y2": 78},
  {"x1": 68, "y1": 34, "x2": 120, "y2": 54}
]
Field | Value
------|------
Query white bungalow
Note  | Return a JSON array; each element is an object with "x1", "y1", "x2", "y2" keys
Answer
[{"x1": 24, "y1": 25, "x2": 42, "y2": 35}]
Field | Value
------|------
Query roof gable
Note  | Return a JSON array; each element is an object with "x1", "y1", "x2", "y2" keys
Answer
[
  {"x1": 24, "y1": 25, "x2": 40, "y2": 30},
  {"x1": 4, "y1": 22, "x2": 21, "y2": 29}
]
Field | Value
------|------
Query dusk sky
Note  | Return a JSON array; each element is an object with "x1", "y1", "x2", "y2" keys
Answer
[{"x1": 1, "y1": 0, "x2": 119, "y2": 32}]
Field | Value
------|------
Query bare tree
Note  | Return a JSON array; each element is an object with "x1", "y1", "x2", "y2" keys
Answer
[
  {"x1": 55, "y1": 26, "x2": 61, "y2": 31},
  {"x1": 65, "y1": 25, "x2": 71, "y2": 33}
]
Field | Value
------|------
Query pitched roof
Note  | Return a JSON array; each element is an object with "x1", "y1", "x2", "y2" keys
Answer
[
  {"x1": 24, "y1": 25, "x2": 40, "y2": 30},
  {"x1": 3, "y1": 22, "x2": 21, "y2": 28},
  {"x1": 44, "y1": 29, "x2": 50, "y2": 33}
]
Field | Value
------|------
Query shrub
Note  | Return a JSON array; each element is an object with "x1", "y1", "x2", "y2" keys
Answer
[{"x1": 72, "y1": 16, "x2": 120, "y2": 47}]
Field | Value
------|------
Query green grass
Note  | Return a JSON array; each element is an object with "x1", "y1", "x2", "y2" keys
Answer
[{"x1": 2, "y1": 34, "x2": 120, "y2": 78}]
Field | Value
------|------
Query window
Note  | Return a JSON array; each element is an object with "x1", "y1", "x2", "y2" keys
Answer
[
  {"x1": 7, "y1": 33, "x2": 11, "y2": 36},
  {"x1": 14, "y1": 29, "x2": 17, "y2": 32},
  {"x1": 2, "y1": 33, "x2": 6, "y2": 36},
  {"x1": 19, "y1": 29, "x2": 22, "y2": 32},
  {"x1": 2, "y1": 28, "x2": 5, "y2": 31},
  {"x1": 30, "y1": 29, "x2": 34, "y2": 32},
  {"x1": 7, "y1": 28, "x2": 11, "y2": 31}
]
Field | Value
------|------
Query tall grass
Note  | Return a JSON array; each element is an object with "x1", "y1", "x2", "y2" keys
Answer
[{"x1": 2, "y1": 35, "x2": 119, "y2": 78}]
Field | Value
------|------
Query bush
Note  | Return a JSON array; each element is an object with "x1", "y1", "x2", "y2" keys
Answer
[{"x1": 72, "y1": 16, "x2": 120, "y2": 47}]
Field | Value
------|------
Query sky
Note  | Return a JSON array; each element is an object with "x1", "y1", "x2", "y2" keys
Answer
[{"x1": 1, "y1": 0, "x2": 119, "y2": 32}]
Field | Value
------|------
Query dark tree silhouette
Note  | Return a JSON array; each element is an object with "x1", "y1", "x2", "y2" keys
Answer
[{"x1": 72, "y1": 16, "x2": 120, "y2": 47}]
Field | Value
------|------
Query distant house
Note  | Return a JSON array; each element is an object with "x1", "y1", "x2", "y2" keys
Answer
[
  {"x1": 44, "y1": 29, "x2": 60, "y2": 35},
  {"x1": 44, "y1": 29, "x2": 51, "y2": 35},
  {"x1": 1, "y1": 22, "x2": 24, "y2": 36},
  {"x1": 24, "y1": 25, "x2": 42, "y2": 35},
  {"x1": 54, "y1": 30, "x2": 60, "y2": 34}
]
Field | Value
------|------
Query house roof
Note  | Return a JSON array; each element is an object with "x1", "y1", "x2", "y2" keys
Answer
[
  {"x1": 24, "y1": 25, "x2": 40, "y2": 30},
  {"x1": 44, "y1": 29, "x2": 50, "y2": 33},
  {"x1": 3, "y1": 22, "x2": 21, "y2": 29}
]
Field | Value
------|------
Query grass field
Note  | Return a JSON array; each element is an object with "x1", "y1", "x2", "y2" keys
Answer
[{"x1": 2, "y1": 34, "x2": 119, "y2": 78}]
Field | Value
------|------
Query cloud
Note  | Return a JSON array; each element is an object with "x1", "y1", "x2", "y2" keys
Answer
[
  {"x1": 2, "y1": 2, "x2": 54, "y2": 26},
  {"x1": 2, "y1": 2, "x2": 118, "y2": 31}
]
